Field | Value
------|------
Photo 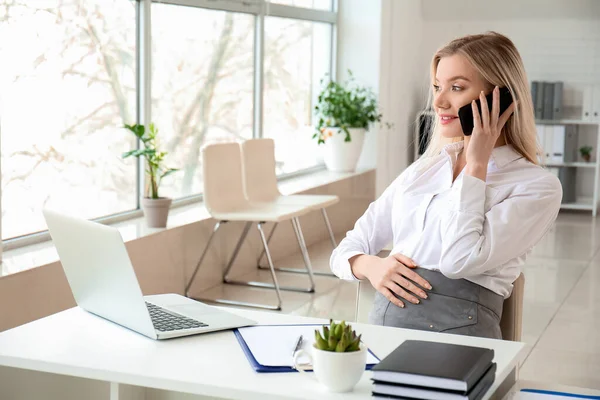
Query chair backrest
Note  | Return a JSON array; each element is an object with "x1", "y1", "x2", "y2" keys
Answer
[
  {"x1": 241, "y1": 138, "x2": 280, "y2": 202},
  {"x1": 500, "y1": 273, "x2": 525, "y2": 342},
  {"x1": 201, "y1": 142, "x2": 248, "y2": 214},
  {"x1": 356, "y1": 269, "x2": 525, "y2": 342}
]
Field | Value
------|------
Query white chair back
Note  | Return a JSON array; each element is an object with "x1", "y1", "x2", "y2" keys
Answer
[
  {"x1": 241, "y1": 138, "x2": 280, "y2": 202},
  {"x1": 201, "y1": 142, "x2": 248, "y2": 215}
]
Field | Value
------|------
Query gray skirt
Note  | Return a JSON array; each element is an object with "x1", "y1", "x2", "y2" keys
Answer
[{"x1": 368, "y1": 268, "x2": 504, "y2": 339}]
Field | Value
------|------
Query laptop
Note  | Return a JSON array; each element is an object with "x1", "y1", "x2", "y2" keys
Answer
[{"x1": 43, "y1": 209, "x2": 256, "y2": 340}]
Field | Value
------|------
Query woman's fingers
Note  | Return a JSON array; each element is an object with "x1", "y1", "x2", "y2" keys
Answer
[
  {"x1": 471, "y1": 100, "x2": 482, "y2": 132},
  {"x1": 498, "y1": 101, "x2": 516, "y2": 131},
  {"x1": 385, "y1": 281, "x2": 418, "y2": 305},
  {"x1": 396, "y1": 264, "x2": 432, "y2": 290},
  {"x1": 491, "y1": 86, "x2": 499, "y2": 127},
  {"x1": 382, "y1": 287, "x2": 405, "y2": 309},
  {"x1": 479, "y1": 91, "x2": 490, "y2": 131},
  {"x1": 391, "y1": 253, "x2": 416, "y2": 267},
  {"x1": 392, "y1": 274, "x2": 428, "y2": 300}
]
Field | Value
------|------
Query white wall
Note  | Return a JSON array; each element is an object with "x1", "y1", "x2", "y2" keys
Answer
[
  {"x1": 377, "y1": 0, "x2": 426, "y2": 194},
  {"x1": 419, "y1": 0, "x2": 600, "y2": 200},
  {"x1": 337, "y1": 0, "x2": 425, "y2": 196},
  {"x1": 336, "y1": 0, "x2": 382, "y2": 189}
]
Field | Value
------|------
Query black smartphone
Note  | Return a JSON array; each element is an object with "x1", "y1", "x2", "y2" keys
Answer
[{"x1": 458, "y1": 87, "x2": 513, "y2": 136}]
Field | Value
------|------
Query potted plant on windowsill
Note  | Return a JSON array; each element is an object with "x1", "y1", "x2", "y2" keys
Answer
[
  {"x1": 123, "y1": 123, "x2": 178, "y2": 228},
  {"x1": 314, "y1": 71, "x2": 388, "y2": 172}
]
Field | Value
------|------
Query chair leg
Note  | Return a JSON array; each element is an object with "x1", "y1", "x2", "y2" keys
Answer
[
  {"x1": 321, "y1": 208, "x2": 337, "y2": 248},
  {"x1": 291, "y1": 217, "x2": 316, "y2": 290},
  {"x1": 225, "y1": 222, "x2": 315, "y2": 293},
  {"x1": 187, "y1": 221, "x2": 282, "y2": 311},
  {"x1": 223, "y1": 222, "x2": 253, "y2": 279},
  {"x1": 256, "y1": 222, "x2": 278, "y2": 268},
  {"x1": 185, "y1": 221, "x2": 224, "y2": 296},
  {"x1": 257, "y1": 215, "x2": 337, "y2": 278}
]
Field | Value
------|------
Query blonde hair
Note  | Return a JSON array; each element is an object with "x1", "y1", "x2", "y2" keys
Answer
[{"x1": 421, "y1": 32, "x2": 540, "y2": 165}]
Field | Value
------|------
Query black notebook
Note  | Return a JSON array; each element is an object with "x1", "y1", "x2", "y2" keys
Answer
[
  {"x1": 372, "y1": 363, "x2": 496, "y2": 400},
  {"x1": 371, "y1": 340, "x2": 494, "y2": 393}
]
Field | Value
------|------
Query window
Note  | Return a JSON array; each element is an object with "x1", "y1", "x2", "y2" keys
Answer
[
  {"x1": 0, "y1": 0, "x2": 137, "y2": 240},
  {"x1": 269, "y1": 0, "x2": 333, "y2": 11},
  {"x1": 0, "y1": 0, "x2": 336, "y2": 248},
  {"x1": 263, "y1": 16, "x2": 332, "y2": 174},
  {"x1": 151, "y1": 4, "x2": 254, "y2": 199}
]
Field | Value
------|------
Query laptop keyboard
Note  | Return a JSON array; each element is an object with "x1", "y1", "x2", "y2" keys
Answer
[{"x1": 146, "y1": 302, "x2": 208, "y2": 332}]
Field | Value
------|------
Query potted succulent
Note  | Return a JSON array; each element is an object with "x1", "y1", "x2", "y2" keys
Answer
[
  {"x1": 580, "y1": 146, "x2": 593, "y2": 162},
  {"x1": 293, "y1": 320, "x2": 367, "y2": 392},
  {"x1": 314, "y1": 71, "x2": 387, "y2": 172},
  {"x1": 123, "y1": 123, "x2": 178, "y2": 228}
]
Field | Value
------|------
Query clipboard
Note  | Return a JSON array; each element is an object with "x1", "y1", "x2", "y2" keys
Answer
[{"x1": 234, "y1": 324, "x2": 380, "y2": 373}]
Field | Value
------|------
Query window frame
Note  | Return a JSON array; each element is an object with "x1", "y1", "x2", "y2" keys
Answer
[{"x1": 1, "y1": 0, "x2": 338, "y2": 253}]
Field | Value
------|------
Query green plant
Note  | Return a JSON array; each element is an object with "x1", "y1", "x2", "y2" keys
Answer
[
  {"x1": 313, "y1": 70, "x2": 387, "y2": 144},
  {"x1": 580, "y1": 146, "x2": 593, "y2": 157},
  {"x1": 313, "y1": 319, "x2": 361, "y2": 353},
  {"x1": 122, "y1": 123, "x2": 178, "y2": 199}
]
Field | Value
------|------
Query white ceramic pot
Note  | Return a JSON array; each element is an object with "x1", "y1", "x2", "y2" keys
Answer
[
  {"x1": 141, "y1": 197, "x2": 172, "y2": 228},
  {"x1": 293, "y1": 344, "x2": 367, "y2": 393},
  {"x1": 321, "y1": 127, "x2": 366, "y2": 172}
]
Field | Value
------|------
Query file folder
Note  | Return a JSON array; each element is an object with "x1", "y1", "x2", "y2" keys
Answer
[{"x1": 234, "y1": 324, "x2": 380, "y2": 373}]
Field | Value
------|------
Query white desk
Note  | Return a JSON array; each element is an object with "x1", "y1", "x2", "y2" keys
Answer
[{"x1": 0, "y1": 306, "x2": 527, "y2": 400}]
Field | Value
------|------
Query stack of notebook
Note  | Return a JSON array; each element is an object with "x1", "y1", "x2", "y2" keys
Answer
[{"x1": 371, "y1": 340, "x2": 496, "y2": 400}]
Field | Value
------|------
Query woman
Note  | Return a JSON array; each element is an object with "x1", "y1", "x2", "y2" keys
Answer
[{"x1": 330, "y1": 32, "x2": 562, "y2": 339}]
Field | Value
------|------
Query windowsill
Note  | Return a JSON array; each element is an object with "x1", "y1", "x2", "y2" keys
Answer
[{"x1": 0, "y1": 167, "x2": 375, "y2": 278}]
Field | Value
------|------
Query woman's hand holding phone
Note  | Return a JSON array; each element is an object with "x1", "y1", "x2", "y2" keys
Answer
[
  {"x1": 350, "y1": 253, "x2": 431, "y2": 308},
  {"x1": 464, "y1": 86, "x2": 516, "y2": 181}
]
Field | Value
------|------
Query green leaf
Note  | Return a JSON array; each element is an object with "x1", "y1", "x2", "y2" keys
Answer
[
  {"x1": 122, "y1": 148, "x2": 155, "y2": 159},
  {"x1": 327, "y1": 334, "x2": 338, "y2": 351},
  {"x1": 314, "y1": 329, "x2": 329, "y2": 350},
  {"x1": 159, "y1": 168, "x2": 179, "y2": 180}
]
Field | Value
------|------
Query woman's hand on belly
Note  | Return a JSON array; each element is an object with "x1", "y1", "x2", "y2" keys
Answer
[{"x1": 349, "y1": 253, "x2": 432, "y2": 308}]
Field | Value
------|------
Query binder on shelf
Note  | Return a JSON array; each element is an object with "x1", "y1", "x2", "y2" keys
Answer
[
  {"x1": 553, "y1": 82, "x2": 563, "y2": 121},
  {"x1": 593, "y1": 85, "x2": 600, "y2": 121},
  {"x1": 543, "y1": 82, "x2": 555, "y2": 120},
  {"x1": 542, "y1": 125, "x2": 554, "y2": 161},
  {"x1": 531, "y1": 81, "x2": 539, "y2": 114},
  {"x1": 550, "y1": 125, "x2": 578, "y2": 164},
  {"x1": 535, "y1": 82, "x2": 545, "y2": 120},
  {"x1": 233, "y1": 324, "x2": 380, "y2": 373},
  {"x1": 563, "y1": 125, "x2": 578, "y2": 163},
  {"x1": 558, "y1": 167, "x2": 576, "y2": 204},
  {"x1": 583, "y1": 86, "x2": 593, "y2": 121},
  {"x1": 551, "y1": 125, "x2": 566, "y2": 163}
]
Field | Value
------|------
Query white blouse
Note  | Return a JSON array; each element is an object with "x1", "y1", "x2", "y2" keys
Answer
[{"x1": 330, "y1": 141, "x2": 562, "y2": 298}]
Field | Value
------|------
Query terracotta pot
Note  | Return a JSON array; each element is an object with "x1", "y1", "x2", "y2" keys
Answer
[
  {"x1": 141, "y1": 197, "x2": 172, "y2": 228},
  {"x1": 583, "y1": 154, "x2": 591, "y2": 162}
]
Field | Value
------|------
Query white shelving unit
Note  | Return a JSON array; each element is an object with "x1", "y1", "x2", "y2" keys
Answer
[{"x1": 536, "y1": 119, "x2": 600, "y2": 216}]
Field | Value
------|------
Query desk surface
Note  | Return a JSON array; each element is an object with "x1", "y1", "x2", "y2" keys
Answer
[{"x1": 0, "y1": 305, "x2": 527, "y2": 400}]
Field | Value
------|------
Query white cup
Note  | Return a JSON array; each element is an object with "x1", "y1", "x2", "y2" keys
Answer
[{"x1": 293, "y1": 344, "x2": 367, "y2": 393}]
